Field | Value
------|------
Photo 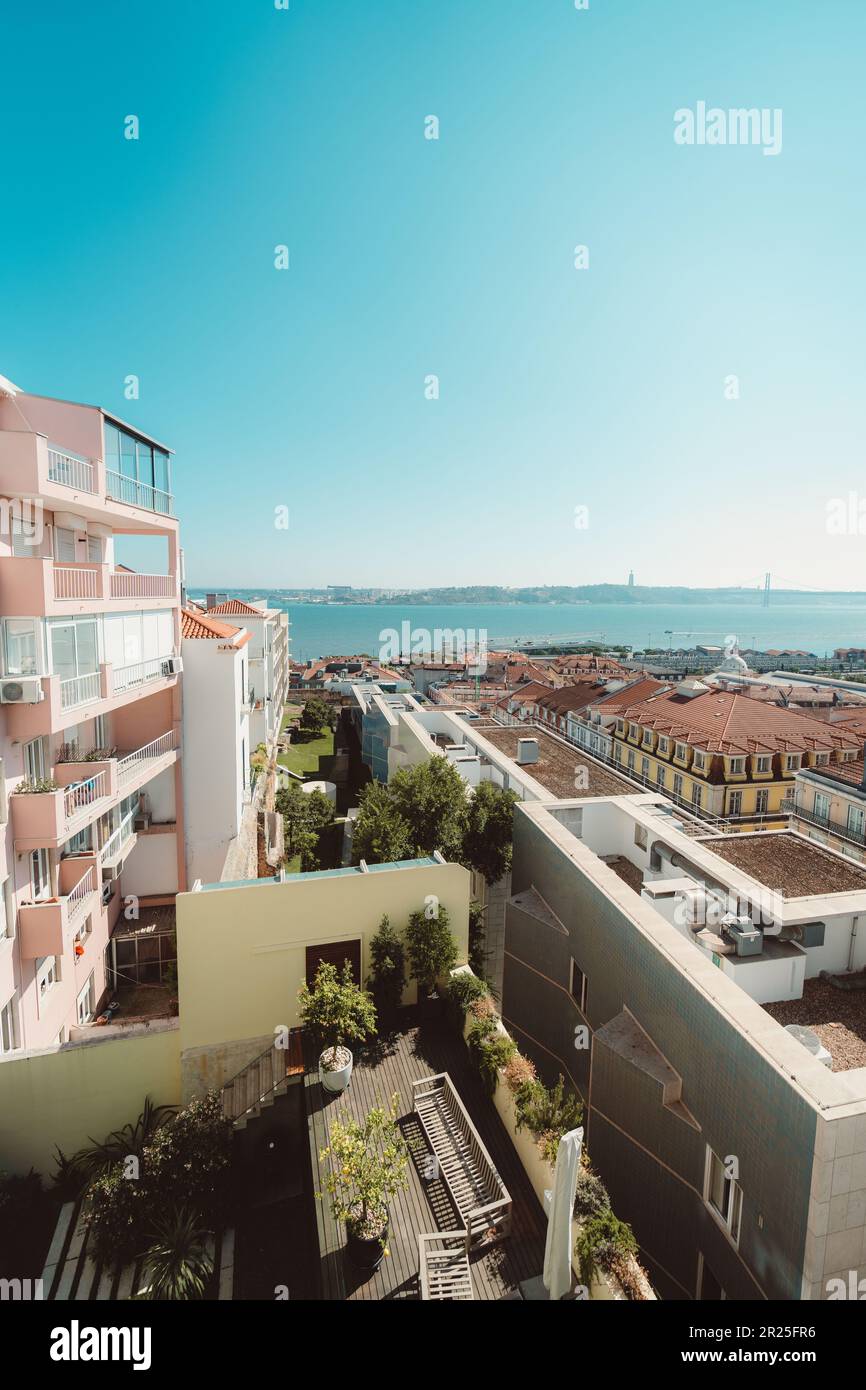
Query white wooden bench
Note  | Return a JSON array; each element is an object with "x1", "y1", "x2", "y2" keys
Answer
[
  {"x1": 413, "y1": 1071, "x2": 512, "y2": 1246},
  {"x1": 418, "y1": 1231, "x2": 474, "y2": 1300}
]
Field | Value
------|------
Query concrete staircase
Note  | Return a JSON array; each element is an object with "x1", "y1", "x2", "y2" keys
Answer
[{"x1": 221, "y1": 1037, "x2": 302, "y2": 1129}]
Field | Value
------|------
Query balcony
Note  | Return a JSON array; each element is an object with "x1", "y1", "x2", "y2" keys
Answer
[
  {"x1": 783, "y1": 798, "x2": 866, "y2": 848},
  {"x1": 17, "y1": 857, "x2": 99, "y2": 959},
  {"x1": 111, "y1": 654, "x2": 178, "y2": 696},
  {"x1": 47, "y1": 446, "x2": 97, "y2": 495},
  {"x1": 105, "y1": 469, "x2": 173, "y2": 516},
  {"x1": 51, "y1": 563, "x2": 176, "y2": 604},
  {"x1": 11, "y1": 730, "x2": 178, "y2": 850},
  {"x1": 100, "y1": 807, "x2": 138, "y2": 870}
]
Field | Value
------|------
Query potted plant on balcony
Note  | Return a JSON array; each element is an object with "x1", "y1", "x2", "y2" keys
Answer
[
  {"x1": 298, "y1": 960, "x2": 377, "y2": 1094},
  {"x1": 319, "y1": 1094, "x2": 409, "y2": 1272},
  {"x1": 404, "y1": 904, "x2": 459, "y2": 1014}
]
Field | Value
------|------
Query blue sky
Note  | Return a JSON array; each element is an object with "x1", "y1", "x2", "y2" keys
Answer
[{"x1": 3, "y1": 0, "x2": 866, "y2": 591}]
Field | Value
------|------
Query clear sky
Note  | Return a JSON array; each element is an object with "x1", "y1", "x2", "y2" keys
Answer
[{"x1": 3, "y1": 0, "x2": 865, "y2": 591}]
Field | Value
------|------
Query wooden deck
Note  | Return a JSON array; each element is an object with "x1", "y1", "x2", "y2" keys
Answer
[{"x1": 304, "y1": 1010, "x2": 548, "y2": 1300}]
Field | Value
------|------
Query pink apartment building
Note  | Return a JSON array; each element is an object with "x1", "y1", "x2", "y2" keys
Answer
[{"x1": 0, "y1": 375, "x2": 184, "y2": 1052}]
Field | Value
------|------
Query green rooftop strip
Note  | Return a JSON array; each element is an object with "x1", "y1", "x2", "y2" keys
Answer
[{"x1": 199, "y1": 857, "x2": 438, "y2": 891}]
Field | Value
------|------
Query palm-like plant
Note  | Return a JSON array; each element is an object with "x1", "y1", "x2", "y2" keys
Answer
[
  {"x1": 54, "y1": 1097, "x2": 177, "y2": 1196},
  {"x1": 138, "y1": 1206, "x2": 214, "y2": 1300}
]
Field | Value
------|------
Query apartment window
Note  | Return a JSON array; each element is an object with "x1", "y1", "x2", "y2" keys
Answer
[
  {"x1": 36, "y1": 956, "x2": 60, "y2": 1009},
  {"x1": 49, "y1": 617, "x2": 99, "y2": 683},
  {"x1": 728, "y1": 790, "x2": 742, "y2": 817},
  {"x1": 3, "y1": 617, "x2": 43, "y2": 676},
  {"x1": 729, "y1": 757, "x2": 745, "y2": 775},
  {"x1": 656, "y1": 765, "x2": 666, "y2": 787},
  {"x1": 642, "y1": 730, "x2": 653, "y2": 748},
  {"x1": 705, "y1": 1146, "x2": 743, "y2": 1247},
  {"x1": 86, "y1": 534, "x2": 102, "y2": 563},
  {"x1": 77, "y1": 972, "x2": 95, "y2": 1025},
  {"x1": 693, "y1": 752, "x2": 706, "y2": 772},
  {"x1": 104, "y1": 422, "x2": 171, "y2": 502},
  {"x1": 814, "y1": 752, "x2": 830, "y2": 766},
  {"x1": 754, "y1": 756, "x2": 771, "y2": 774},
  {"x1": 847, "y1": 805, "x2": 866, "y2": 839},
  {"x1": 627, "y1": 749, "x2": 636, "y2": 771},
  {"x1": 1, "y1": 994, "x2": 20, "y2": 1054},
  {"x1": 30, "y1": 848, "x2": 50, "y2": 900},
  {"x1": 755, "y1": 790, "x2": 769, "y2": 814},
  {"x1": 641, "y1": 756, "x2": 650, "y2": 778},
  {"x1": 691, "y1": 783, "x2": 702, "y2": 808},
  {"x1": 673, "y1": 773, "x2": 684, "y2": 799},
  {"x1": 784, "y1": 755, "x2": 800, "y2": 771},
  {"x1": 23, "y1": 737, "x2": 46, "y2": 784},
  {"x1": 54, "y1": 526, "x2": 77, "y2": 563},
  {"x1": 614, "y1": 744, "x2": 622, "y2": 763},
  {"x1": 658, "y1": 737, "x2": 669, "y2": 755},
  {"x1": 675, "y1": 742, "x2": 687, "y2": 762},
  {"x1": 570, "y1": 959, "x2": 588, "y2": 1014},
  {"x1": 813, "y1": 793, "x2": 830, "y2": 823}
]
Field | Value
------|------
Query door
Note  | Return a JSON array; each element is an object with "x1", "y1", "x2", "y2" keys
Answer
[{"x1": 305, "y1": 939, "x2": 361, "y2": 988}]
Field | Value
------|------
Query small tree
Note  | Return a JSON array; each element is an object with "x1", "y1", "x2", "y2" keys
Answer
[
  {"x1": 462, "y1": 782, "x2": 518, "y2": 885},
  {"x1": 404, "y1": 904, "x2": 458, "y2": 998},
  {"x1": 298, "y1": 961, "x2": 377, "y2": 1068},
  {"x1": 300, "y1": 697, "x2": 330, "y2": 735},
  {"x1": 367, "y1": 915, "x2": 405, "y2": 1015},
  {"x1": 319, "y1": 1095, "x2": 409, "y2": 1242},
  {"x1": 468, "y1": 900, "x2": 486, "y2": 978}
]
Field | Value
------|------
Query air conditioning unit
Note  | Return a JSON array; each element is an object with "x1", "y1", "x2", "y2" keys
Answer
[
  {"x1": 0, "y1": 677, "x2": 44, "y2": 704},
  {"x1": 161, "y1": 656, "x2": 183, "y2": 677},
  {"x1": 721, "y1": 914, "x2": 763, "y2": 957}
]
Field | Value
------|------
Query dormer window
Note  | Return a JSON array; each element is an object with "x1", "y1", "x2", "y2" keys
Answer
[
  {"x1": 784, "y1": 754, "x2": 801, "y2": 771},
  {"x1": 658, "y1": 737, "x2": 669, "y2": 754},
  {"x1": 814, "y1": 752, "x2": 830, "y2": 766},
  {"x1": 675, "y1": 742, "x2": 688, "y2": 762},
  {"x1": 729, "y1": 757, "x2": 745, "y2": 775},
  {"x1": 693, "y1": 752, "x2": 706, "y2": 771},
  {"x1": 754, "y1": 755, "x2": 771, "y2": 773},
  {"x1": 642, "y1": 730, "x2": 653, "y2": 748}
]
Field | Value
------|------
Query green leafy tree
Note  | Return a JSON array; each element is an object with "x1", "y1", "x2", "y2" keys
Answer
[
  {"x1": 300, "y1": 696, "x2": 330, "y2": 734},
  {"x1": 319, "y1": 1095, "x2": 409, "y2": 1242},
  {"x1": 467, "y1": 900, "x2": 486, "y2": 978},
  {"x1": 462, "y1": 781, "x2": 518, "y2": 885},
  {"x1": 138, "y1": 1205, "x2": 214, "y2": 1301},
  {"x1": 352, "y1": 781, "x2": 413, "y2": 865},
  {"x1": 388, "y1": 757, "x2": 468, "y2": 860},
  {"x1": 298, "y1": 960, "x2": 377, "y2": 1066},
  {"x1": 367, "y1": 915, "x2": 406, "y2": 1015},
  {"x1": 404, "y1": 903, "x2": 459, "y2": 998}
]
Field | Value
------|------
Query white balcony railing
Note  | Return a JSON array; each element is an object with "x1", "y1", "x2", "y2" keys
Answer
[
  {"x1": 66, "y1": 867, "x2": 96, "y2": 924},
  {"x1": 99, "y1": 809, "x2": 137, "y2": 865},
  {"x1": 54, "y1": 566, "x2": 100, "y2": 600},
  {"x1": 63, "y1": 772, "x2": 107, "y2": 824},
  {"x1": 109, "y1": 571, "x2": 175, "y2": 599},
  {"x1": 105, "y1": 469, "x2": 174, "y2": 516},
  {"x1": 47, "y1": 447, "x2": 96, "y2": 495},
  {"x1": 112, "y1": 654, "x2": 176, "y2": 695},
  {"x1": 117, "y1": 730, "x2": 177, "y2": 784},
  {"x1": 60, "y1": 672, "x2": 101, "y2": 710}
]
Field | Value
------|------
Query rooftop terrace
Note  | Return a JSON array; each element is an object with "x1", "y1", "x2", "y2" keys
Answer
[
  {"x1": 475, "y1": 725, "x2": 637, "y2": 800},
  {"x1": 701, "y1": 832, "x2": 866, "y2": 898},
  {"x1": 304, "y1": 1011, "x2": 548, "y2": 1300}
]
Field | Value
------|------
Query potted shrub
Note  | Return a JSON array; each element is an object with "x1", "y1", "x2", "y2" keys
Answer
[
  {"x1": 298, "y1": 960, "x2": 376, "y2": 1093},
  {"x1": 366, "y1": 915, "x2": 406, "y2": 1020},
  {"x1": 319, "y1": 1095, "x2": 409, "y2": 1273},
  {"x1": 404, "y1": 905, "x2": 458, "y2": 1012}
]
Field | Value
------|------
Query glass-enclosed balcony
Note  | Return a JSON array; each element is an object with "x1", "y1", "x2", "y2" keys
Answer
[{"x1": 103, "y1": 421, "x2": 173, "y2": 516}]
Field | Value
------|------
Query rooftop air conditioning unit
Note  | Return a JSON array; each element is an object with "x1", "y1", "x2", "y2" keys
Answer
[
  {"x1": 720, "y1": 913, "x2": 763, "y2": 956},
  {"x1": 517, "y1": 737, "x2": 539, "y2": 765},
  {"x1": 784, "y1": 1024, "x2": 832, "y2": 1069},
  {"x1": 0, "y1": 677, "x2": 44, "y2": 704},
  {"x1": 162, "y1": 656, "x2": 183, "y2": 677}
]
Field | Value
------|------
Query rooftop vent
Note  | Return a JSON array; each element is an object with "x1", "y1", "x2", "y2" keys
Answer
[
  {"x1": 784, "y1": 1024, "x2": 832, "y2": 1069},
  {"x1": 675, "y1": 679, "x2": 710, "y2": 699},
  {"x1": 516, "y1": 736, "x2": 539, "y2": 765},
  {"x1": 720, "y1": 913, "x2": 763, "y2": 957}
]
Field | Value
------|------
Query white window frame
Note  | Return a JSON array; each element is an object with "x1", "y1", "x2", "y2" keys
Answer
[
  {"x1": 847, "y1": 804, "x2": 865, "y2": 837},
  {"x1": 36, "y1": 955, "x2": 60, "y2": 1013},
  {"x1": 728, "y1": 757, "x2": 745, "y2": 775},
  {"x1": 30, "y1": 847, "x2": 50, "y2": 901},
  {"x1": 1, "y1": 993, "x2": 20, "y2": 1053},
  {"x1": 814, "y1": 792, "x2": 830, "y2": 823},
  {"x1": 77, "y1": 972, "x2": 95, "y2": 1025},
  {"x1": 704, "y1": 1146, "x2": 743, "y2": 1248},
  {"x1": 754, "y1": 755, "x2": 771, "y2": 773}
]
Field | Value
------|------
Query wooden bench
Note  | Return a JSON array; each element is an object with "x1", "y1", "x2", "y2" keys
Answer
[
  {"x1": 418, "y1": 1231, "x2": 474, "y2": 1300},
  {"x1": 413, "y1": 1071, "x2": 512, "y2": 1246}
]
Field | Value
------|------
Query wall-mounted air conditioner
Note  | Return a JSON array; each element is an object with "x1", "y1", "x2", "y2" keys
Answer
[
  {"x1": 0, "y1": 677, "x2": 44, "y2": 704},
  {"x1": 162, "y1": 656, "x2": 183, "y2": 677}
]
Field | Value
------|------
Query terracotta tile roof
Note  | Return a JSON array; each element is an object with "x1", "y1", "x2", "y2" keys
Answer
[
  {"x1": 590, "y1": 677, "x2": 669, "y2": 713},
  {"x1": 494, "y1": 680, "x2": 555, "y2": 710},
  {"x1": 535, "y1": 680, "x2": 609, "y2": 715},
  {"x1": 617, "y1": 687, "x2": 863, "y2": 756},
  {"x1": 207, "y1": 599, "x2": 266, "y2": 617},
  {"x1": 181, "y1": 608, "x2": 242, "y2": 641}
]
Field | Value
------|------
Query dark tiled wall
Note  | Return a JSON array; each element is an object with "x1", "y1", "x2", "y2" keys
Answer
[{"x1": 503, "y1": 809, "x2": 815, "y2": 1301}]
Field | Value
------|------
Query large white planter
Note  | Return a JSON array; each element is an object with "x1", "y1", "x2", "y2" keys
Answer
[{"x1": 320, "y1": 1046, "x2": 353, "y2": 1093}]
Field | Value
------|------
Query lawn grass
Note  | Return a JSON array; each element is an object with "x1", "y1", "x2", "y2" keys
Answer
[
  {"x1": 277, "y1": 726, "x2": 335, "y2": 777},
  {"x1": 281, "y1": 702, "x2": 304, "y2": 732}
]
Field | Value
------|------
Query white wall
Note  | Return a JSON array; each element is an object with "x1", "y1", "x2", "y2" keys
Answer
[{"x1": 181, "y1": 637, "x2": 247, "y2": 887}]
